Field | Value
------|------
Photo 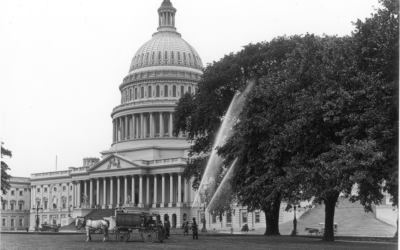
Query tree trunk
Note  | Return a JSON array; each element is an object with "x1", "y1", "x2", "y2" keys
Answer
[
  {"x1": 322, "y1": 192, "x2": 339, "y2": 241},
  {"x1": 263, "y1": 194, "x2": 281, "y2": 235}
]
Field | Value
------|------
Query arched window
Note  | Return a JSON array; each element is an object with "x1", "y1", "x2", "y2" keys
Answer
[
  {"x1": 181, "y1": 86, "x2": 184, "y2": 96},
  {"x1": 130, "y1": 89, "x2": 133, "y2": 101},
  {"x1": 183, "y1": 53, "x2": 186, "y2": 62},
  {"x1": 152, "y1": 52, "x2": 155, "y2": 61},
  {"x1": 141, "y1": 86, "x2": 144, "y2": 98},
  {"x1": 164, "y1": 85, "x2": 168, "y2": 97},
  {"x1": 156, "y1": 85, "x2": 160, "y2": 97},
  {"x1": 165, "y1": 51, "x2": 168, "y2": 60},
  {"x1": 173, "y1": 85, "x2": 176, "y2": 97},
  {"x1": 141, "y1": 53, "x2": 144, "y2": 64},
  {"x1": 188, "y1": 86, "x2": 192, "y2": 94},
  {"x1": 171, "y1": 51, "x2": 174, "y2": 60},
  {"x1": 193, "y1": 56, "x2": 197, "y2": 67},
  {"x1": 146, "y1": 53, "x2": 149, "y2": 64},
  {"x1": 135, "y1": 88, "x2": 138, "y2": 100},
  {"x1": 148, "y1": 86, "x2": 152, "y2": 98},
  {"x1": 177, "y1": 52, "x2": 181, "y2": 61},
  {"x1": 188, "y1": 53, "x2": 192, "y2": 64},
  {"x1": 158, "y1": 51, "x2": 162, "y2": 60}
]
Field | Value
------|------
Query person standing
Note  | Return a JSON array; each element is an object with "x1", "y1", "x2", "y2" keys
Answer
[
  {"x1": 192, "y1": 218, "x2": 198, "y2": 240},
  {"x1": 182, "y1": 219, "x2": 189, "y2": 235},
  {"x1": 164, "y1": 216, "x2": 171, "y2": 239}
]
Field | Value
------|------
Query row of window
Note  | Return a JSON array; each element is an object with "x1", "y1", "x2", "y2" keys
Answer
[
  {"x1": 2, "y1": 218, "x2": 24, "y2": 227},
  {"x1": 121, "y1": 84, "x2": 193, "y2": 104},
  {"x1": 3, "y1": 190, "x2": 24, "y2": 196},
  {"x1": 132, "y1": 51, "x2": 200, "y2": 68},
  {"x1": 211, "y1": 211, "x2": 261, "y2": 224},
  {"x1": 2, "y1": 202, "x2": 25, "y2": 211},
  {"x1": 36, "y1": 185, "x2": 71, "y2": 193}
]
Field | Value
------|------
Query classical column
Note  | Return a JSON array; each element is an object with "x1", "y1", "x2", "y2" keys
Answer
[
  {"x1": 143, "y1": 114, "x2": 147, "y2": 138},
  {"x1": 58, "y1": 184, "x2": 61, "y2": 209},
  {"x1": 121, "y1": 117, "x2": 124, "y2": 140},
  {"x1": 131, "y1": 115, "x2": 135, "y2": 139},
  {"x1": 139, "y1": 175, "x2": 143, "y2": 207},
  {"x1": 90, "y1": 179, "x2": 93, "y2": 207},
  {"x1": 78, "y1": 181, "x2": 81, "y2": 207},
  {"x1": 140, "y1": 113, "x2": 144, "y2": 138},
  {"x1": 169, "y1": 112, "x2": 173, "y2": 137},
  {"x1": 96, "y1": 178, "x2": 100, "y2": 207},
  {"x1": 159, "y1": 112, "x2": 164, "y2": 137},
  {"x1": 149, "y1": 112, "x2": 154, "y2": 137},
  {"x1": 67, "y1": 182, "x2": 70, "y2": 208},
  {"x1": 31, "y1": 186, "x2": 34, "y2": 208},
  {"x1": 184, "y1": 179, "x2": 190, "y2": 204},
  {"x1": 169, "y1": 173, "x2": 173, "y2": 207},
  {"x1": 110, "y1": 177, "x2": 114, "y2": 208},
  {"x1": 135, "y1": 115, "x2": 139, "y2": 139},
  {"x1": 161, "y1": 174, "x2": 165, "y2": 207},
  {"x1": 131, "y1": 175, "x2": 135, "y2": 205},
  {"x1": 146, "y1": 175, "x2": 150, "y2": 205},
  {"x1": 112, "y1": 120, "x2": 115, "y2": 142},
  {"x1": 177, "y1": 173, "x2": 182, "y2": 206},
  {"x1": 125, "y1": 116, "x2": 129, "y2": 139},
  {"x1": 153, "y1": 175, "x2": 157, "y2": 208},
  {"x1": 124, "y1": 176, "x2": 128, "y2": 204},
  {"x1": 84, "y1": 180, "x2": 87, "y2": 201},
  {"x1": 103, "y1": 178, "x2": 107, "y2": 208},
  {"x1": 117, "y1": 176, "x2": 121, "y2": 205}
]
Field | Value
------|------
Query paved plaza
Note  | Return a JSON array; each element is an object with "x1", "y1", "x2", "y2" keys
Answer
[{"x1": 1, "y1": 233, "x2": 397, "y2": 250}]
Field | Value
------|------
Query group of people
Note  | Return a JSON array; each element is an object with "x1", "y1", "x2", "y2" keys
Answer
[{"x1": 163, "y1": 216, "x2": 199, "y2": 240}]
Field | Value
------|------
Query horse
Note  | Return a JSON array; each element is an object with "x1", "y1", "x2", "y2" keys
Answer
[{"x1": 75, "y1": 217, "x2": 110, "y2": 242}]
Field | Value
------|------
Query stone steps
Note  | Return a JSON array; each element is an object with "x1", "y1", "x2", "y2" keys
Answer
[{"x1": 278, "y1": 198, "x2": 396, "y2": 236}]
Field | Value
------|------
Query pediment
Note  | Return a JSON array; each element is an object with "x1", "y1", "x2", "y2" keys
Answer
[{"x1": 88, "y1": 154, "x2": 139, "y2": 172}]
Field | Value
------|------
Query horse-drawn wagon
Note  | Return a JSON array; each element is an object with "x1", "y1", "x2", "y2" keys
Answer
[{"x1": 114, "y1": 211, "x2": 164, "y2": 243}]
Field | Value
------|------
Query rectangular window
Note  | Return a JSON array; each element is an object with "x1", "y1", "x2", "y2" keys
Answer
[
  {"x1": 37, "y1": 188, "x2": 40, "y2": 193},
  {"x1": 63, "y1": 186, "x2": 66, "y2": 191},
  {"x1": 19, "y1": 204, "x2": 22, "y2": 211},
  {"x1": 10, "y1": 203, "x2": 14, "y2": 211},
  {"x1": 255, "y1": 212, "x2": 260, "y2": 223},
  {"x1": 11, "y1": 191, "x2": 15, "y2": 196},
  {"x1": 2, "y1": 203, "x2": 5, "y2": 210},
  {"x1": 226, "y1": 212, "x2": 232, "y2": 223},
  {"x1": 11, "y1": 219, "x2": 14, "y2": 227},
  {"x1": 44, "y1": 188, "x2": 47, "y2": 193},
  {"x1": 2, "y1": 218, "x2": 5, "y2": 226},
  {"x1": 44, "y1": 201, "x2": 48, "y2": 209},
  {"x1": 19, "y1": 191, "x2": 23, "y2": 196},
  {"x1": 242, "y1": 211, "x2": 248, "y2": 223},
  {"x1": 19, "y1": 218, "x2": 23, "y2": 226}
]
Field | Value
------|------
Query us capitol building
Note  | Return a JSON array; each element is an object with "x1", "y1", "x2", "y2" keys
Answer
[{"x1": 1, "y1": 0, "x2": 270, "y2": 231}]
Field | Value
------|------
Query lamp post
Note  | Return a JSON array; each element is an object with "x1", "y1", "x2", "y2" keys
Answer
[
  {"x1": 201, "y1": 203, "x2": 207, "y2": 232},
  {"x1": 32, "y1": 205, "x2": 43, "y2": 231},
  {"x1": 290, "y1": 204, "x2": 299, "y2": 236}
]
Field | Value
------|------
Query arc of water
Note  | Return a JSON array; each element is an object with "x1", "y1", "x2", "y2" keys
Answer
[
  {"x1": 206, "y1": 158, "x2": 238, "y2": 211},
  {"x1": 192, "y1": 95, "x2": 238, "y2": 208}
]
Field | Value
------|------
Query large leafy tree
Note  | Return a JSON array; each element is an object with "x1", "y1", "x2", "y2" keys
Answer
[
  {"x1": 1, "y1": 142, "x2": 12, "y2": 200},
  {"x1": 174, "y1": 38, "x2": 300, "y2": 235}
]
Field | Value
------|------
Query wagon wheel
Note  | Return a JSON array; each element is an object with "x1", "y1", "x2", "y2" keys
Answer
[
  {"x1": 116, "y1": 230, "x2": 130, "y2": 242},
  {"x1": 142, "y1": 229, "x2": 157, "y2": 243}
]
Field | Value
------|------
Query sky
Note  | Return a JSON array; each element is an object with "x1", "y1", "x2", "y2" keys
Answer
[{"x1": 0, "y1": 0, "x2": 382, "y2": 177}]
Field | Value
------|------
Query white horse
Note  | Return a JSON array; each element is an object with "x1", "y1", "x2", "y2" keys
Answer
[{"x1": 75, "y1": 217, "x2": 110, "y2": 242}]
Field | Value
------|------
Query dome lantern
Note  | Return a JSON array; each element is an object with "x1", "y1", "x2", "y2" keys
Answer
[{"x1": 157, "y1": 0, "x2": 177, "y2": 32}]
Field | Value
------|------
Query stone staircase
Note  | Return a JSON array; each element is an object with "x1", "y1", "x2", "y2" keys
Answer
[
  {"x1": 59, "y1": 209, "x2": 114, "y2": 232},
  {"x1": 279, "y1": 198, "x2": 396, "y2": 236}
]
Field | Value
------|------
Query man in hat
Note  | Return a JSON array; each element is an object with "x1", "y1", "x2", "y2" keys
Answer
[{"x1": 191, "y1": 218, "x2": 198, "y2": 240}]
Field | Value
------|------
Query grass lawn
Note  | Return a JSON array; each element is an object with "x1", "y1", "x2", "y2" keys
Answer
[{"x1": 1, "y1": 233, "x2": 397, "y2": 250}]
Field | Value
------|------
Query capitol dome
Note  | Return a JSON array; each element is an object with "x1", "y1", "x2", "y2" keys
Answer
[{"x1": 129, "y1": 33, "x2": 203, "y2": 73}]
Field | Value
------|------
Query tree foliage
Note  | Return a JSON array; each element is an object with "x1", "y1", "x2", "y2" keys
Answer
[
  {"x1": 173, "y1": 0, "x2": 398, "y2": 241},
  {"x1": 1, "y1": 143, "x2": 12, "y2": 199}
]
